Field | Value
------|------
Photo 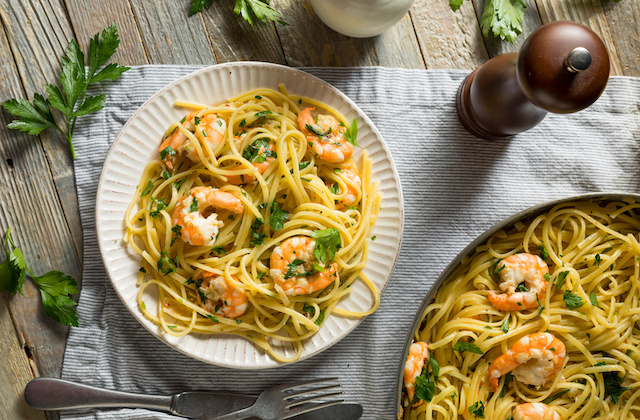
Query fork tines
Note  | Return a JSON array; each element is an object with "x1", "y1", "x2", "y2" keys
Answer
[{"x1": 282, "y1": 378, "x2": 343, "y2": 413}]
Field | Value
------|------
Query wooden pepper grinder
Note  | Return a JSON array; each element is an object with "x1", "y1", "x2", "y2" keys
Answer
[{"x1": 456, "y1": 21, "x2": 610, "y2": 140}]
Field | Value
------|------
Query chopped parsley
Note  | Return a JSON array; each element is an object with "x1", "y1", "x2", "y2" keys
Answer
[
  {"x1": 190, "y1": 197, "x2": 199, "y2": 212},
  {"x1": 452, "y1": 340, "x2": 484, "y2": 354},
  {"x1": 243, "y1": 138, "x2": 276, "y2": 163},
  {"x1": 161, "y1": 169, "x2": 171, "y2": 180},
  {"x1": 171, "y1": 225, "x2": 182, "y2": 246},
  {"x1": 590, "y1": 292, "x2": 601, "y2": 308},
  {"x1": 206, "y1": 314, "x2": 219, "y2": 323},
  {"x1": 595, "y1": 254, "x2": 602, "y2": 266},
  {"x1": 141, "y1": 179, "x2": 154, "y2": 197},
  {"x1": 269, "y1": 201, "x2": 289, "y2": 231},
  {"x1": 310, "y1": 228, "x2": 342, "y2": 264},
  {"x1": 212, "y1": 246, "x2": 226, "y2": 255},
  {"x1": 157, "y1": 251, "x2": 177, "y2": 275},
  {"x1": 371, "y1": 235, "x2": 377, "y2": 241},
  {"x1": 305, "y1": 123, "x2": 330, "y2": 136},
  {"x1": 343, "y1": 118, "x2": 358, "y2": 146},
  {"x1": 250, "y1": 217, "x2": 266, "y2": 246},
  {"x1": 468, "y1": 401, "x2": 485, "y2": 418},
  {"x1": 194, "y1": 115, "x2": 200, "y2": 125},
  {"x1": 501, "y1": 317, "x2": 509, "y2": 334},
  {"x1": 284, "y1": 259, "x2": 312, "y2": 279},
  {"x1": 515, "y1": 283, "x2": 529, "y2": 292},
  {"x1": 538, "y1": 245, "x2": 551, "y2": 264},
  {"x1": 254, "y1": 110, "x2": 272, "y2": 119},
  {"x1": 564, "y1": 290, "x2": 585, "y2": 310},
  {"x1": 542, "y1": 388, "x2": 571, "y2": 404},
  {"x1": 499, "y1": 373, "x2": 514, "y2": 398},
  {"x1": 159, "y1": 146, "x2": 176, "y2": 160},
  {"x1": 556, "y1": 271, "x2": 568, "y2": 291},
  {"x1": 603, "y1": 371, "x2": 631, "y2": 403}
]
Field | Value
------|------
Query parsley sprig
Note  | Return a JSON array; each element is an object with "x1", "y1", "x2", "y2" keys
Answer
[
  {"x1": 1, "y1": 24, "x2": 129, "y2": 158},
  {"x1": 0, "y1": 229, "x2": 79, "y2": 326},
  {"x1": 189, "y1": 0, "x2": 287, "y2": 26}
]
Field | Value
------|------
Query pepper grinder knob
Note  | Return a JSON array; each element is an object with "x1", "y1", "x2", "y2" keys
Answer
[{"x1": 456, "y1": 21, "x2": 610, "y2": 140}]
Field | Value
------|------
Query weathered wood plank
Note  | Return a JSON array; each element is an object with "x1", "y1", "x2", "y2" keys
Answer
[
  {"x1": 0, "y1": 297, "x2": 47, "y2": 420},
  {"x1": 410, "y1": 0, "x2": 488, "y2": 70},
  {"x1": 0, "y1": 0, "x2": 83, "y2": 256},
  {"x1": 535, "y1": 0, "x2": 624, "y2": 75},
  {"x1": 64, "y1": 0, "x2": 148, "y2": 65},
  {"x1": 473, "y1": 0, "x2": 543, "y2": 57},
  {"x1": 198, "y1": 0, "x2": 286, "y2": 64},
  {"x1": 0, "y1": 0, "x2": 81, "y2": 381},
  {"x1": 600, "y1": 0, "x2": 640, "y2": 77},
  {"x1": 274, "y1": 0, "x2": 424, "y2": 68},
  {"x1": 129, "y1": 0, "x2": 216, "y2": 64}
]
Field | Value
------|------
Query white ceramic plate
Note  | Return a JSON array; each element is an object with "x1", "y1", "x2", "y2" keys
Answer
[{"x1": 96, "y1": 62, "x2": 404, "y2": 369}]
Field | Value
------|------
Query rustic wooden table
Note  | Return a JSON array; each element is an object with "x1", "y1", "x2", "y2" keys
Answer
[{"x1": 0, "y1": 0, "x2": 638, "y2": 418}]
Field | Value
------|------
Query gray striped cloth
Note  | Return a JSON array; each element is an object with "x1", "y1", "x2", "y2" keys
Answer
[{"x1": 63, "y1": 66, "x2": 640, "y2": 419}]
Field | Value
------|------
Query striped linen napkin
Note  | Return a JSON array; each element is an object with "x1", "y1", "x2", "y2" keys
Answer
[{"x1": 62, "y1": 66, "x2": 640, "y2": 419}]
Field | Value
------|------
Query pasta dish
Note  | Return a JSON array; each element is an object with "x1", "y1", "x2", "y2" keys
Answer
[
  {"x1": 401, "y1": 199, "x2": 640, "y2": 419},
  {"x1": 123, "y1": 86, "x2": 381, "y2": 362}
]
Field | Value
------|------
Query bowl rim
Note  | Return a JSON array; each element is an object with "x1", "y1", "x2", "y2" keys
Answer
[{"x1": 395, "y1": 191, "x2": 640, "y2": 415}]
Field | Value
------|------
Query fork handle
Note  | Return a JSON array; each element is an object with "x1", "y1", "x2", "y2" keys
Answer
[{"x1": 24, "y1": 378, "x2": 174, "y2": 412}]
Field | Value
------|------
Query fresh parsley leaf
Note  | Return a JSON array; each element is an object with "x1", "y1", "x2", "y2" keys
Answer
[
  {"x1": 232, "y1": 0, "x2": 286, "y2": 26},
  {"x1": 480, "y1": 0, "x2": 527, "y2": 43},
  {"x1": 499, "y1": 373, "x2": 514, "y2": 398},
  {"x1": 564, "y1": 290, "x2": 585, "y2": 310},
  {"x1": 250, "y1": 231, "x2": 267, "y2": 247},
  {"x1": 157, "y1": 251, "x2": 177, "y2": 275},
  {"x1": 302, "y1": 303, "x2": 315, "y2": 317},
  {"x1": 556, "y1": 271, "x2": 568, "y2": 291},
  {"x1": 171, "y1": 225, "x2": 182, "y2": 246},
  {"x1": 160, "y1": 146, "x2": 176, "y2": 160},
  {"x1": 312, "y1": 262, "x2": 325, "y2": 273},
  {"x1": 501, "y1": 317, "x2": 509, "y2": 334},
  {"x1": 414, "y1": 372, "x2": 436, "y2": 403},
  {"x1": 590, "y1": 291, "x2": 601, "y2": 308},
  {"x1": 141, "y1": 179, "x2": 154, "y2": 197},
  {"x1": 33, "y1": 271, "x2": 79, "y2": 327},
  {"x1": 254, "y1": 110, "x2": 272, "y2": 119},
  {"x1": 269, "y1": 201, "x2": 288, "y2": 231},
  {"x1": 538, "y1": 244, "x2": 551, "y2": 264},
  {"x1": 468, "y1": 400, "x2": 485, "y2": 418},
  {"x1": 310, "y1": 228, "x2": 342, "y2": 264},
  {"x1": 190, "y1": 197, "x2": 199, "y2": 212},
  {"x1": 189, "y1": 0, "x2": 214, "y2": 16},
  {"x1": 450, "y1": 0, "x2": 464, "y2": 11},
  {"x1": 314, "y1": 308, "x2": 325, "y2": 325},
  {"x1": 212, "y1": 246, "x2": 227, "y2": 255},
  {"x1": 284, "y1": 259, "x2": 306, "y2": 279},
  {"x1": 2, "y1": 24, "x2": 129, "y2": 158},
  {"x1": 595, "y1": 254, "x2": 602, "y2": 266},
  {"x1": 515, "y1": 283, "x2": 529, "y2": 292},
  {"x1": 542, "y1": 388, "x2": 570, "y2": 404},
  {"x1": 0, "y1": 229, "x2": 78, "y2": 326},
  {"x1": 0, "y1": 228, "x2": 26, "y2": 295},
  {"x1": 453, "y1": 340, "x2": 484, "y2": 354},
  {"x1": 603, "y1": 371, "x2": 631, "y2": 404},
  {"x1": 344, "y1": 118, "x2": 358, "y2": 146},
  {"x1": 243, "y1": 138, "x2": 275, "y2": 163},
  {"x1": 430, "y1": 356, "x2": 440, "y2": 381},
  {"x1": 536, "y1": 293, "x2": 544, "y2": 317},
  {"x1": 206, "y1": 314, "x2": 219, "y2": 323}
]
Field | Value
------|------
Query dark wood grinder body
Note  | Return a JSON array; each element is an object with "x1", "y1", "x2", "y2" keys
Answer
[{"x1": 456, "y1": 21, "x2": 610, "y2": 140}]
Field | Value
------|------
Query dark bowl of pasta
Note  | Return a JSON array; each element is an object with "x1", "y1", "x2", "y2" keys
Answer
[{"x1": 397, "y1": 192, "x2": 640, "y2": 420}]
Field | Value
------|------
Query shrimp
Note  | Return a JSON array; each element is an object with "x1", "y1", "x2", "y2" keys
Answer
[
  {"x1": 195, "y1": 272, "x2": 248, "y2": 319},
  {"x1": 330, "y1": 166, "x2": 361, "y2": 209},
  {"x1": 513, "y1": 403, "x2": 560, "y2": 420},
  {"x1": 225, "y1": 139, "x2": 276, "y2": 184},
  {"x1": 488, "y1": 253, "x2": 549, "y2": 311},
  {"x1": 171, "y1": 186, "x2": 243, "y2": 246},
  {"x1": 298, "y1": 107, "x2": 353, "y2": 163},
  {"x1": 488, "y1": 332, "x2": 566, "y2": 392},
  {"x1": 404, "y1": 341, "x2": 429, "y2": 404},
  {"x1": 159, "y1": 111, "x2": 227, "y2": 169},
  {"x1": 269, "y1": 236, "x2": 339, "y2": 296}
]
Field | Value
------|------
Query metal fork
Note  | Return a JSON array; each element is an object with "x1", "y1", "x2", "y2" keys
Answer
[{"x1": 208, "y1": 377, "x2": 343, "y2": 420}]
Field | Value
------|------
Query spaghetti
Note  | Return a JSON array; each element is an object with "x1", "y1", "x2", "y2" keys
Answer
[
  {"x1": 123, "y1": 86, "x2": 381, "y2": 362},
  {"x1": 402, "y1": 199, "x2": 640, "y2": 419}
]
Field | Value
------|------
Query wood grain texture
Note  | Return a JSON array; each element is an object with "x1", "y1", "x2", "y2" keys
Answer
[
  {"x1": 274, "y1": 0, "x2": 424, "y2": 68},
  {"x1": 600, "y1": 0, "x2": 640, "y2": 77},
  {"x1": 199, "y1": 0, "x2": 286, "y2": 64},
  {"x1": 535, "y1": 0, "x2": 624, "y2": 75},
  {"x1": 410, "y1": 0, "x2": 488, "y2": 69},
  {"x1": 0, "y1": 0, "x2": 80, "y2": 382},
  {"x1": 473, "y1": 0, "x2": 543, "y2": 57},
  {"x1": 0, "y1": 0, "x2": 83, "y2": 256},
  {"x1": 129, "y1": 0, "x2": 217, "y2": 64},
  {"x1": 64, "y1": 0, "x2": 149, "y2": 65},
  {"x1": 0, "y1": 297, "x2": 46, "y2": 420}
]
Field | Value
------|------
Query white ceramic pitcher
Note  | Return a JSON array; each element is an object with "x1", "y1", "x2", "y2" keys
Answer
[{"x1": 309, "y1": 0, "x2": 415, "y2": 38}]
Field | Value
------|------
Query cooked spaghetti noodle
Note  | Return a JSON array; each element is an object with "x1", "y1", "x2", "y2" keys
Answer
[
  {"x1": 123, "y1": 86, "x2": 381, "y2": 362},
  {"x1": 402, "y1": 199, "x2": 640, "y2": 419}
]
